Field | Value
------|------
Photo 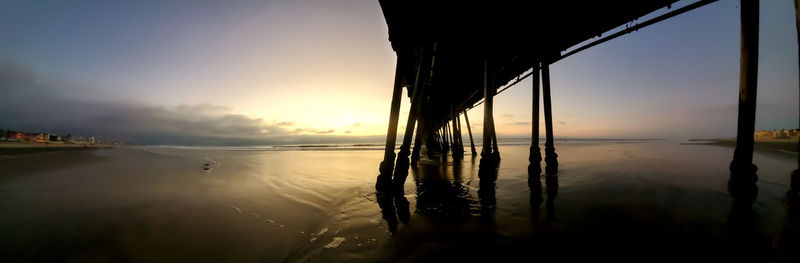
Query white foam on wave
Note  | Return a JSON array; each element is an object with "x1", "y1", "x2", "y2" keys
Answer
[{"x1": 316, "y1": 228, "x2": 328, "y2": 236}]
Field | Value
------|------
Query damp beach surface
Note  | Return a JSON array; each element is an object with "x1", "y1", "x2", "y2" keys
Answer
[{"x1": 0, "y1": 139, "x2": 795, "y2": 262}]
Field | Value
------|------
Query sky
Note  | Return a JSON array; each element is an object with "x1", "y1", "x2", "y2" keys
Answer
[{"x1": 0, "y1": 0, "x2": 797, "y2": 145}]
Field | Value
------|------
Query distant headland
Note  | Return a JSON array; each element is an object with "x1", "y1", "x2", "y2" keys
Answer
[{"x1": 686, "y1": 129, "x2": 799, "y2": 153}]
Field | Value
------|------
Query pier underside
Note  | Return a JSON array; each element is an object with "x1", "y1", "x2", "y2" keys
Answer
[
  {"x1": 375, "y1": 0, "x2": 799, "y2": 214},
  {"x1": 382, "y1": 0, "x2": 677, "y2": 124}
]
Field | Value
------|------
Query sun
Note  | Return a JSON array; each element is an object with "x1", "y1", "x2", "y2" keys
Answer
[{"x1": 330, "y1": 113, "x2": 361, "y2": 128}]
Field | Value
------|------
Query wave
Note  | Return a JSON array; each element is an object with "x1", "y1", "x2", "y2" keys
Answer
[{"x1": 136, "y1": 139, "x2": 658, "y2": 152}]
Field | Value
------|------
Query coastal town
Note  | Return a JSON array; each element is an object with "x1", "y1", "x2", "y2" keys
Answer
[
  {"x1": 753, "y1": 128, "x2": 800, "y2": 141},
  {"x1": 0, "y1": 128, "x2": 98, "y2": 145}
]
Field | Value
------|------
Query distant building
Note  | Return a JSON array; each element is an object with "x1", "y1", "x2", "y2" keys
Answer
[
  {"x1": 754, "y1": 129, "x2": 800, "y2": 140},
  {"x1": 34, "y1": 133, "x2": 49, "y2": 143}
]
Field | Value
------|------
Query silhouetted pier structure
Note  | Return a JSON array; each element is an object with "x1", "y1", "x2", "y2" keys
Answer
[{"x1": 375, "y1": 0, "x2": 800, "y2": 210}]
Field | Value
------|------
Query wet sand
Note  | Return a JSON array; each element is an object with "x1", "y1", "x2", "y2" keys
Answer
[
  {"x1": 0, "y1": 140, "x2": 796, "y2": 262},
  {"x1": 682, "y1": 138, "x2": 798, "y2": 154},
  {"x1": 0, "y1": 142, "x2": 113, "y2": 159}
]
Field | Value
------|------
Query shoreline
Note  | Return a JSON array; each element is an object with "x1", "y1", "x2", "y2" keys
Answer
[
  {"x1": 0, "y1": 142, "x2": 114, "y2": 148},
  {"x1": 681, "y1": 138, "x2": 798, "y2": 154},
  {"x1": 0, "y1": 142, "x2": 114, "y2": 158}
]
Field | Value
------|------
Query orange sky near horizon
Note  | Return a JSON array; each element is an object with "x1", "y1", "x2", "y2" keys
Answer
[{"x1": 1, "y1": 0, "x2": 798, "y2": 145}]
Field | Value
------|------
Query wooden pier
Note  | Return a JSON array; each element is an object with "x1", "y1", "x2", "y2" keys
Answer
[{"x1": 375, "y1": 0, "x2": 799, "y2": 209}]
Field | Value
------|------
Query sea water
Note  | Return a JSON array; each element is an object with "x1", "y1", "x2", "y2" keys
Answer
[{"x1": 0, "y1": 139, "x2": 795, "y2": 262}]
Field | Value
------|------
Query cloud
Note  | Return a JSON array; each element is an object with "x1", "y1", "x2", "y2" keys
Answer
[
  {"x1": 558, "y1": 121, "x2": 566, "y2": 125},
  {"x1": 344, "y1": 130, "x2": 352, "y2": 134},
  {"x1": 0, "y1": 62, "x2": 358, "y2": 145},
  {"x1": 352, "y1": 123, "x2": 361, "y2": 127},
  {"x1": 502, "y1": 113, "x2": 514, "y2": 117},
  {"x1": 507, "y1": 121, "x2": 531, "y2": 125}
]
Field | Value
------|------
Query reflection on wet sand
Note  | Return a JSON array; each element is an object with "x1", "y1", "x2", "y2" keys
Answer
[
  {"x1": 773, "y1": 174, "x2": 800, "y2": 262},
  {"x1": 416, "y1": 156, "x2": 478, "y2": 220},
  {"x1": 529, "y1": 173, "x2": 559, "y2": 222},
  {"x1": 375, "y1": 142, "x2": 796, "y2": 261},
  {"x1": 375, "y1": 154, "x2": 505, "y2": 261}
]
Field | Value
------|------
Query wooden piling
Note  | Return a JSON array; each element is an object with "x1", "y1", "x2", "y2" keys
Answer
[
  {"x1": 411, "y1": 121, "x2": 424, "y2": 164},
  {"x1": 376, "y1": 58, "x2": 406, "y2": 191},
  {"x1": 529, "y1": 60, "x2": 543, "y2": 180},
  {"x1": 448, "y1": 120, "x2": 455, "y2": 152},
  {"x1": 728, "y1": 0, "x2": 759, "y2": 205},
  {"x1": 455, "y1": 112, "x2": 465, "y2": 155},
  {"x1": 774, "y1": 3, "x2": 800, "y2": 258},
  {"x1": 790, "y1": 0, "x2": 800, "y2": 208},
  {"x1": 482, "y1": 61, "x2": 495, "y2": 157},
  {"x1": 542, "y1": 62, "x2": 558, "y2": 175},
  {"x1": 449, "y1": 106, "x2": 463, "y2": 159},
  {"x1": 464, "y1": 110, "x2": 477, "y2": 155},
  {"x1": 394, "y1": 43, "x2": 433, "y2": 190},
  {"x1": 442, "y1": 121, "x2": 450, "y2": 153},
  {"x1": 492, "y1": 124, "x2": 500, "y2": 160}
]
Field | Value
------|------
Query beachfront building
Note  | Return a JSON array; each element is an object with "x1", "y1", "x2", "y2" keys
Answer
[
  {"x1": 34, "y1": 133, "x2": 49, "y2": 143},
  {"x1": 754, "y1": 129, "x2": 800, "y2": 140}
]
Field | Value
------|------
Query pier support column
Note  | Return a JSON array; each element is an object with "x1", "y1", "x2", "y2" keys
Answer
[
  {"x1": 448, "y1": 120, "x2": 455, "y2": 153},
  {"x1": 481, "y1": 60, "x2": 498, "y2": 167},
  {"x1": 376, "y1": 59, "x2": 405, "y2": 192},
  {"x1": 775, "y1": 2, "x2": 800, "y2": 252},
  {"x1": 492, "y1": 124, "x2": 500, "y2": 160},
  {"x1": 394, "y1": 44, "x2": 432, "y2": 192},
  {"x1": 542, "y1": 62, "x2": 558, "y2": 175},
  {"x1": 464, "y1": 110, "x2": 478, "y2": 155},
  {"x1": 529, "y1": 61, "x2": 543, "y2": 185},
  {"x1": 442, "y1": 121, "x2": 450, "y2": 154},
  {"x1": 455, "y1": 112, "x2": 465, "y2": 157},
  {"x1": 729, "y1": 0, "x2": 759, "y2": 205},
  {"x1": 411, "y1": 121, "x2": 424, "y2": 165},
  {"x1": 788, "y1": 0, "x2": 800, "y2": 210},
  {"x1": 450, "y1": 109, "x2": 463, "y2": 161}
]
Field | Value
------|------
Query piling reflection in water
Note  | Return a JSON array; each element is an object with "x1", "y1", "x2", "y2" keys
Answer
[
  {"x1": 529, "y1": 168, "x2": 559, "y2": 222},
  {"x1": 376, "y1": 188, "x2": 409, "y2": 234},
  {"x1": 373, "y1": 142, "x2": 800, "y2": 261},
  {"x1": 478, "y1": 157, "x2": 497, "y2": 219},
  {"x1": 377, "y1": 154, "x2": 488, "y2": 231},
  {"x1": 379, "y1": 152, "x2": 562, "y2": 226},
  {"x1": 412, "y1": 156, "x2": 479, "y2": 219},
  {"x1": 773, "y1": 176, "x2": 800, "y2": 261}
]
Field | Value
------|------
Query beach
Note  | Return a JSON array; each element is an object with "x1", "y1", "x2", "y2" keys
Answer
[
  {"x1": 0, "y1": 139, "x2": 796, "y2": 262},
  {"x1": 0, "y1": 142, "x2": 113, "y2": 160}
]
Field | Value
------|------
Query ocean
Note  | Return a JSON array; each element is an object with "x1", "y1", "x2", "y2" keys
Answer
[{"x1": 0, "y1": 139, "x2": 796, "y2": 262}]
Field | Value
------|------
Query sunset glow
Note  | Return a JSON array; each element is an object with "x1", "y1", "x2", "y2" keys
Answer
[{"x1": 0, "y1": 0, "x2": 797, "y2": 144}]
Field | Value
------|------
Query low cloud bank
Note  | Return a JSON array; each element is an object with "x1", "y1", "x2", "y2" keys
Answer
[{"x1": 0, "y1": 62, "x2": 380, "y2": 145}]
